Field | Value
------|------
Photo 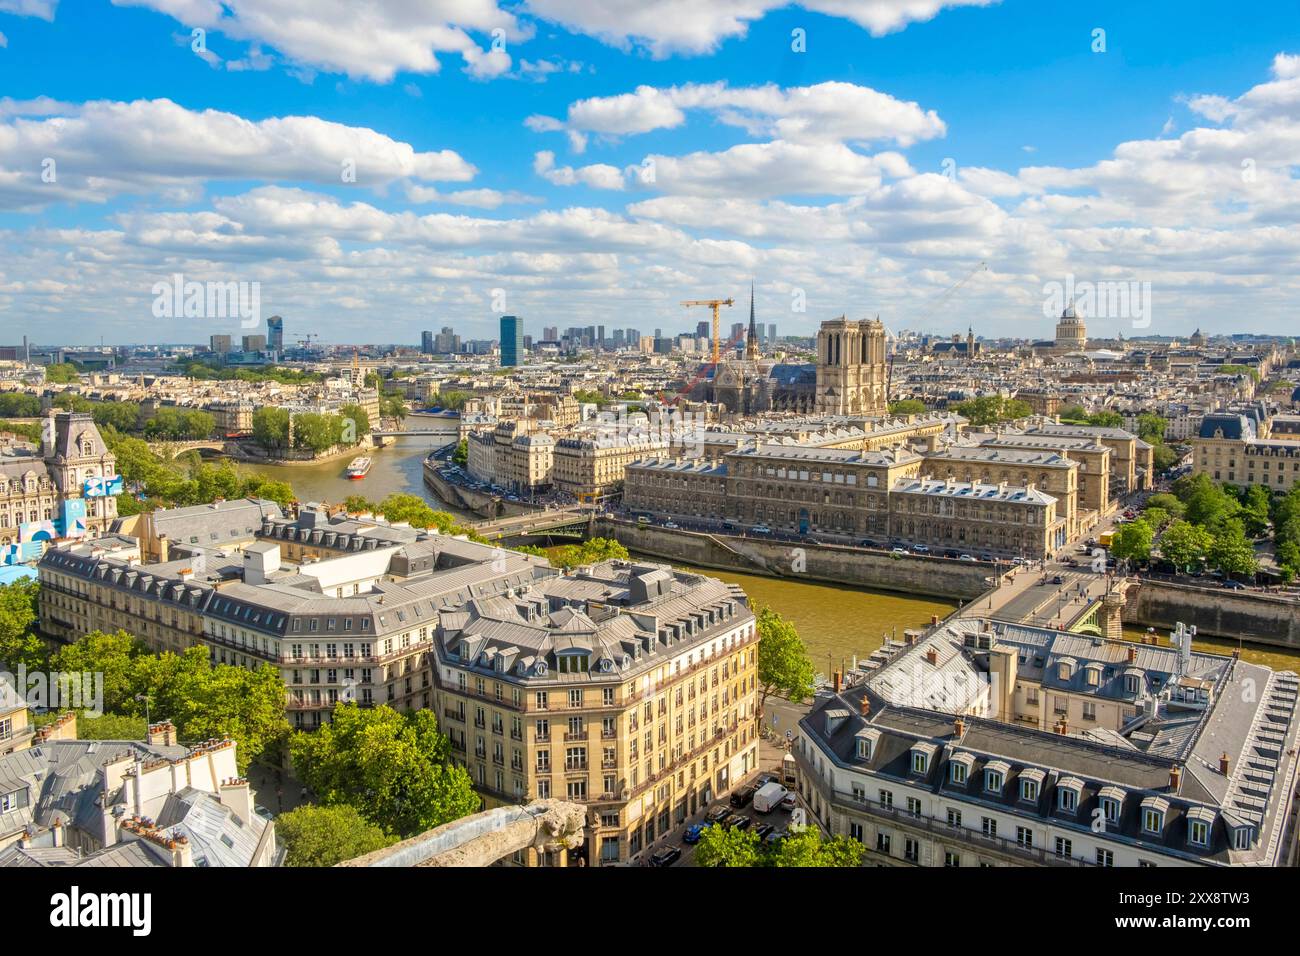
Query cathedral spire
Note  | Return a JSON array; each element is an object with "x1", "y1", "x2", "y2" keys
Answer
[{"x1": 745, "y1": 280, "x2": 759, "y2": 360}]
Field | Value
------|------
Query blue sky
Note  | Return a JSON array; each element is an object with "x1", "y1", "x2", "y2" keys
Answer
[{"x1": 1, "y1": 0, "x2": 1298, "y2": 345}]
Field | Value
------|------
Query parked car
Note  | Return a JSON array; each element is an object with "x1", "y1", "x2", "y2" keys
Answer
[
  {"x1": 891, "y1": 547, "x2": 908, "y2": 555},
  {"x1": 730, "y1": 816, "x2": 754, "y2": 831},
  {"x1": 683, "y1": 822, "x2": 713, "y2": 844},
  {"x1": 650, "y1": 846, "x2": 682, "y2": 867},
  {"x1": 860, "y1": 539, "x2": 880, "y2": 549},
  {"x1": 751, "y1": 525, "x2": 772, "y2": 535},
  {"x1": 912, "y1": 544, "x2": 930, "y2": 554},
  {"x1": 754, "y1": 823, "x2": 776, "y2": 840},
  {"x1": 754, "y1": 772, "x2": 778, "y2": 789},
  {"x1": 959, "y1": 554, "x2": 976, "y2": 562},
  {"x1": 705, "y1": 805, "x2": 732, "y2": 824},
  {"x1": 780, "y1": 792, "x2": 798, "y2": 811},
  {"x1": 662, "y1": 521, "x2": 679, "y2": 529},
  {"x1": 1222, "y1": 580, "x2": 1247, "y2": 590},
  {"x1": 764, "y1": 829, "x2": 788, "y2": 846},
  {"x1": 730, "y1": 784, "x2": 757, "y2": 808}
]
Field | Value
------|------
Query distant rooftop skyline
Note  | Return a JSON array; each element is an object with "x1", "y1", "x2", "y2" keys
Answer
[{"x1": 1, "y1": 1, "x2": 1298, "y2": 344}]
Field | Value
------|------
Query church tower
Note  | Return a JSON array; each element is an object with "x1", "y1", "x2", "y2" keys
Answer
[
  {"x1": 745, "y1": 283, "x2": 759, "y2": 361},
  {"x1": 814, "y1": 316, "x2": 887, "y2": 417}
]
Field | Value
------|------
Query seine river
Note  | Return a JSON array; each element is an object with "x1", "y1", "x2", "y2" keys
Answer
[{"x1": 237, "y1": 438, "x2": 1300, "y2": 674}]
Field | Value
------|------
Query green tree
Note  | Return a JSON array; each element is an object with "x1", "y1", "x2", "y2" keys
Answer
[
  {"x1": 1145, "y1": 493, "x2": 1186, "y2": 519},
  {"x1": 339, "y1": 403, "x2": 370, "y2": 439},
  {"x1": 241, "y1": 476, "x2": 296, "y2": 509},
  {"x1": 291, "y1": 412, "x2": 343, "y2": 453},
  {"x1": 1109, "y1": 519, "x2": 1153, "y2": 564},
  {"x1": 276, "y1": 804, "x2": 396, "y2": 867},
  {"x1": 756, "y1": 606, "x2": 815, "y2": 715},
  {"x1": 50, "y1": 628, "x2": 146, "y2": 715},
  {"x1": 954, "y1": 396, "x2": 1032, "y2": 427},
  {"x1": 253, "y1": 407, "x2": 291, "y2": 450},
  {"x1": 343, "y1": 495, "x2": 380, "y2": 514},
  {"x1": 766, "y1": 828, "x2": 865, "y2": 867},
  {"x1": 547, "y1": 537, "x2": 630, "y2": 569},
  {"x1": 694, "y1": 823, "x2": 762, "y2": 867},
  {"x1": 1208, "y1": 525, "x2": 1258, "y2": 579},
  {"x1": 75, "y1": 713, "x2": 150, "y2": 740},
  {"x1": 0, "y1": 419, "x2": 42, "y2": 442},
  {"x1": 44, "y1": 363, "x2": 81, "y2": 384},
  {"x1": 435, "y1": 390, "x2": 472, "y2": 411},
  {"x1": 0, "y1": 578, "x2": 44, "y2": 669},
  {"x1": 289, "y1": 704, "x2": 477, "y2": 838},
  {"x1": 1088, "y1": 410, "x2": 1124, "y2": 428},
  {"x1": 1158, "y1": 520, "x2": 1213, "y2": 571},
  {"x1": 452, "y1": 438, "x2": 468, "y2": 467},
  {"x1": 92, "y1": 400, "x2": 142, "y2": 433},
  {"x1": 888, "y1": 399, "x2": 927, "y2": 416},
  {"x1": 131, "y1": 646, "x2": 290, "y2": 773},
  {"x1": 0, "y1": 393, "x2": 41, "y2": 417},
  {"x1": 1135, "y1": 413, "x2": 1167, "y2": 445},
  {"x1": 1152, "y1": 444, "x2": 1180, "y2": 473}
]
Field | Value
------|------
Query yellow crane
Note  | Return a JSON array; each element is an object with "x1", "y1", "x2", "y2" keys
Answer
[{"x1": 681, "y1": 297, "x2": 734, "y2": 365}]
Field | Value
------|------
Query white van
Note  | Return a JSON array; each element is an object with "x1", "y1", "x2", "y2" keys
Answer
[{"x1": 753, "y1": 782, "x2": 788, "y2": 814}]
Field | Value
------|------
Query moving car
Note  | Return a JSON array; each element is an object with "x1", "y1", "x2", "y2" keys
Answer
[
  {"x1": 650, "y1": 846, "x2": 682, "y2": 867},
  {"x1": 751, "y1": 525, "x2": 772, "y2": 534},
  {"x1": 662, "y1": 521, "x2": 679, "y2": 529}
]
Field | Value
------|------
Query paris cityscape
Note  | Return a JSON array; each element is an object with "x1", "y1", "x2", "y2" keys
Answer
[{"x1": 1, "y1": 0, "x2": 1295, "y2": 934}]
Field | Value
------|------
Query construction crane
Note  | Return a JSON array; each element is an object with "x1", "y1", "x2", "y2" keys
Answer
[{"x1": 681, "y1": 297, "x2": 734, "y2": 366}]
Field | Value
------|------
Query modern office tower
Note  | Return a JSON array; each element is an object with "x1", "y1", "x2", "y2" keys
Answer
[
  {"x1": 625, "y1": 328, "x2": 639, "y2": 345},
  {"x1": 267, "y1": 315, "x2": 284, "y2": 352},
  {"x1": 209, "y1": 334, "x2": 232, "y2": 354},
  {"x1": 597, "y1": 325, "x2": 605, "y2": 348},
  {"x1": 421, "y1": 330, "x2": 435, "y2": 354},
  {"x1": 500, "y1": 315, "x2": 523, "y2": 367},
  {"x1": 730, "y1": 323, "x2": 745, "y2": 346},
  {"x1": 242, "y1": 334, "x2": 267, "y2": 352},
  {"x1": 543, "y1": 326, "x2": 559, "y2": 342},
  {"x1": 434, "y1": 327, "x2": 460, "y2": 354},
  {"x1": 611, "y1": 329, "x2": 625, "y2": 346},
  {"x1": 654, "y1": 328, "x2": 662, "y2": 339},
  {"x1": 768, "y1": 323, "x2": 777, "y2": 344},
  {"x1": 696, "y1": 320, "x2": 710, "y2": 339},
  {"x1": 523, "y1": 335, "x2": 533, "y2": 349}
]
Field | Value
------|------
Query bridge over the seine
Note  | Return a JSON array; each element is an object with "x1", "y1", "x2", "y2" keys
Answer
[
  {"x1": 146, "y1": 439, "x2": 229, "y2": 459},
  {"x1": 470, "y1": 508, "x2": 594, "y2": 541}
]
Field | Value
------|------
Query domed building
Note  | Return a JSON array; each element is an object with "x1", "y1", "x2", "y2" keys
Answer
[{"x1": 1054, "y1": 304, "x2": 1087, "y2": 351}]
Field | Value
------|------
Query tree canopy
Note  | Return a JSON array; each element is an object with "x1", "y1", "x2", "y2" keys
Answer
[
  {"x1": 276, "y1": 804, "x2": 396, "y2": 867},
  {"x1": 756, "y1": 606, "x2": 815, "y2": 713},
  {"x1": 289, "y1": 703, "x2": 478, "y2": 838}
]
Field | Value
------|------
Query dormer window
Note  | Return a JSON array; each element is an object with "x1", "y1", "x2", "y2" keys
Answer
[
  {"x1": 910, "y1": 742, "x2": 936, "y2": 776},
  {"x1": 1056, "y1": 657, "x2": 1075, "y2": 681},
  {"x1": 855, "y1": 728, "x2": 879, "y2": 761},
  {"x1": 1084, "y1": 664, "x2": 1101, "y2": 687},
  {"x1": 1058, "y1": 776, "x2": 1083, "y2": 814},
  {"x1": 1018, "y1": 768, "x2": 1044, "y2": 803},
  {"x1": 1230, "y1": 825, "x2": 1253, "y2": 851},
  {"x1": 857, "y1": 737, "x2": 871, "y2": 760},
  {"x1": 1140, "y1": 796, "x2": 1168, "y2": 835},
  {"x1": 1186, "y1": 807, "x2": 1215, "y2": 849},
  {"x1": 1123, "y1": 671, "x2": 1142, "y2": 695},
  {"x1": 983, "y1": 761, "x2": 1008, "y2": 795}
]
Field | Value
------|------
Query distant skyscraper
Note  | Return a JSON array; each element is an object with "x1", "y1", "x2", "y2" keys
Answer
[
  {"x1": 696, "y1": 321, "x2": 710, "y2": 339},
  {"x1": 209, "y1": 334, "x2": 232, "y2": 354},
  {"x1": 625, "y1": 328, "x2": 638, "y2": 344},
  {"x1": 267, "y1": 315, "x2": 284, "y2": 352},
  {"x1": 597, "y1": 325, "x2": 605, "y2": 348},
  {"x1": 242, "y1": 334, "x2": 266, "y2": 352},
  {"x1": 434, "y1": 327, "x2": 459, "y2": 353},
  {"x1": 768, "y1": 323, "x2": 777, "y2": 344},
  {"x1": 543, "y1": 326, "x2": 559, "y2": 342},
  {"x1": 500, "y1": 315, "x2": 523, "y2": 367},
  {"x1": 421, "y1": 330, "x2": 434, "y2": 354}
]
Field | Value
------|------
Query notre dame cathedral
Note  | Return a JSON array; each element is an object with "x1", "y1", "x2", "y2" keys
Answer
[{"x1": 697, "y1": 298, "x2": 888, "y2": 418}]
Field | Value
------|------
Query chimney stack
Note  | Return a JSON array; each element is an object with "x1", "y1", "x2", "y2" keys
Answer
[
  {"x1": 1219, "y1": 752, "x2": 1230, "y2": 775},
  {"x1": 925, "y1": 648, "x2": 938, "y2": 665},
  {"x1": 954, "y1": 716, "x2": 965, "y2": 737},
  {"x1": 147, "y1": 720, "x2": 176, "y2": 747},
  {"x1": 1169, "y1": 765, "x2": 1182, "y2": 791},
  {"x1": 218, "y1": 777, "x2": 253, "y2": 825},
  {"x1": 1127, "y1": 645, "x2": 1137, "y2": 663},
  {"x1": 832, "y1": 670, "x2": 842, "y2": 694},
  {"x1": 859, "y1": 696, "x2": 870, "y2": 718},
  {"x1": 51, "y1": 819, "x2": 64, "y2": 848},
  {"x1": 157, "y1": 533, "x2": 169, "y2": 563}
]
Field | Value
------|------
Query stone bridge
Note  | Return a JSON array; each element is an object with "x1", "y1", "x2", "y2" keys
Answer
[{"x1": 146, "y1": 439, "x2": 230, "y2": 459}]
